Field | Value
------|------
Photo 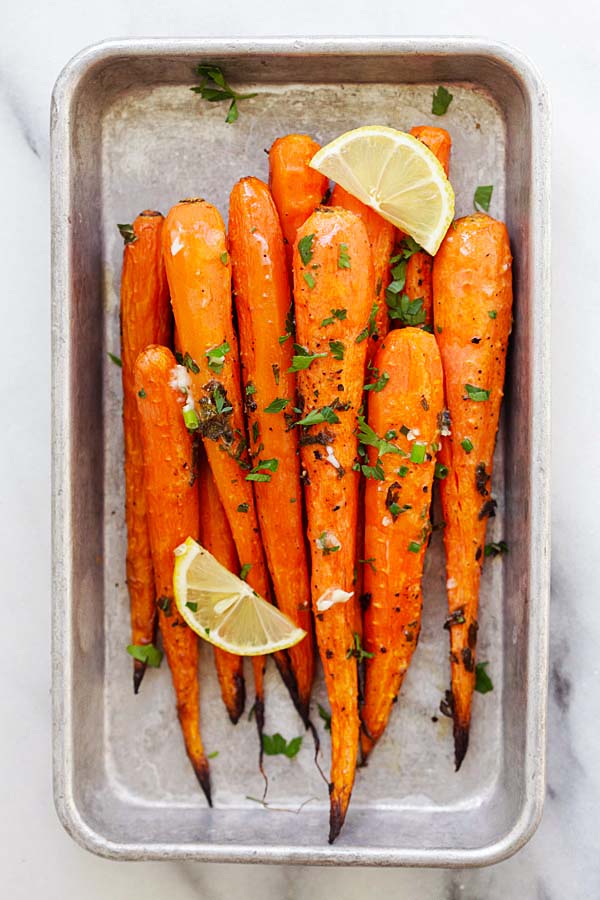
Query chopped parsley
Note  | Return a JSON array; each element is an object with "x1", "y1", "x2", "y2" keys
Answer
[
  {"x1": 488, "y1": 310, "x2": 498, "y2": 319},
  {"x1": 345, "y1": 632, "x2": 374, "y2": 662},
  {"x1": 137, "y1": 388, "x2": 146, "y2": 399},
  {"x1": 240, "y1": 563, "x2": 252, "y2": 581},
  {"x1": 316, "y1": 532, "x2": 341, "y2": 555},
  {"x1": 251, "y1": 420, "x2": 260, "y2": 444},
  {"x1": 262, "y1": 732, "x2": 303, "y2": 758},
  {"x1": 338, "y1": 243, "x2": 351, "y2": 269},
  {"x1": 474, "y1": 185, "x2": 493, "y2": 212},
  {"x1": 303, "y1": 271, "x2": 316, "y2": 289},
  {"x1": 207, "y1": 751, "x2": 219, "y2": 759},
  {"x1": 117, "y1": 223, "x2": 137, "y2": 244},
  {"x1": 108, "y1": 352, "x2": 122, "y2": 368},
  {"x1": 386, "y1": 290, "x2": 427, "y2": 326},
  {"x1": 359, "y1": 557, "x2": 377, "y2": 573},
  {"x1": 318, "y1": 703, "x2": 331, "y2": 731},
  {"x1": 397, "y1": 465, "x2": 409, "y2": 478},
  {"x1": 364, "y1": 371, "x2": 390, "y2": 393},
  {"x1": 126, "y1": 643, "x2": 163, "y2": 667},
  {"x1": 408, "y1": 540, "x2": 422, "y2": 553},
  {"x1": 288, "y1": 345, "x2": 327, "y2": 373},
  {"x1": 237, "y1": 502, "x2": 249, "y2": 513},
  {"x1": 190, "y1": 64, "x2": 257, "y2": 124},
  {"x1": 176, "y1": 351, "x2": 200, "y2": 374},
  {"x1": 245, "y1": 383, "x2": 257, "y2": 396},
  {"x1": 213, "y1": 388, "x2": 232, "y2": 415},
  {"x1": 358, "y1": 416, "x2": 406, "y2": 457},
  {"x1": 206, "y1": 341, "x2": 231, "y2": 374},
  {"x1": 475, "y1": 661, "x2": 493, "y2": 694},
  {"x1": 464, "y1": 383, "x2": 490, "y2": 402},
  {"x1": 264, "y1": 398, "x2": 289, "y2": 413},
  {"x1": 320, "y1": 308, "x2": 347, "y2": 327},
  {"x1": 432, "y1": 85, "x2": 453, "y2": 116},
  {"x1": 362, "y1": 459, "x2": 385, "y2": 480},
  {"x1": 298, "y1": 233, "x2": 315, "y2": 264},
  {"x1": 220, "y1": 251, "x2": 228, "y2": 265},
  {"x1": 355, "y1": 303, "x2": 379, "y2": 343},
  {"x1": 185, "y1": 601, "x2": 198, "y2": 612},
  {"x1": 295, "y1": 405, "x2": 340, "y2": 427},
  {"x1": 484, "y1": 541, "x2": 508, "y2": 557},
  {"x1": 329, "y1": 340, "x2": 345, "y2": 360},
  {"x1": 246, "y1": 458, "x2": 279, "y2": 482},
  {"x1": 272, "y1": 363, "x2": 280, "y2": 385}
]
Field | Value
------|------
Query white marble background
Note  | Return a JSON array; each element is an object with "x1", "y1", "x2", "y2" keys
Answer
[{"x1": 2, "y1": 0, "x2": 599, "y2": 897}]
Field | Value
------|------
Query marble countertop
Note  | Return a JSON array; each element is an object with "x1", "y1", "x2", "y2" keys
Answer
[{"x1": 3, "y1": 1, "x2": 599, "y2": 897}]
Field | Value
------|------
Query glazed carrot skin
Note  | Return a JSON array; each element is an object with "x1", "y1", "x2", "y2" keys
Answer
[
  {"x1": 269, "y1": 135, "x2": 329, "y2": 272},
  {"x1": 120, "y1": 211, "x2": 171, "y2": 693},
  {"x1": 404, "y1": 127, "x2": 452, "y2": 326},
  {"x1": 360, "y1": 329, "x2": 444, "y2": 761},
  {"x1": 433, "y1": 213, "x2": 513, "y2": 770},
  {"x1": 197, "y1": 456, "x2": 245, "y2": 724},
  {"x1": 229, "y1": 176, "x2": 314, "y2": 724},
  {"x1": 134, "y1": 345, "x2": 211, "y2": 805},
  {"x1": 329, "y1": 185, "x2": 395, "y2": 353},
  {"x1": 162, "y1": 199, "x2": 271, "y2": 741},
  {"x1": 293, "y1": 207, "x2": 373, "y2": 843}
]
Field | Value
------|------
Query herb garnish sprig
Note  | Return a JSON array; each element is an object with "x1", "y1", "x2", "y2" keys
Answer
[{"x1": 191, "y1": 65, "x2": 257, "y2": 124}]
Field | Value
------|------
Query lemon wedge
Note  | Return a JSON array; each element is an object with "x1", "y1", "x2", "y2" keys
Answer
[
  {"x1": 310, "y1": 126, "x2": 454, "y2": 255},
  {"x1": 173, "y1": 537, "x2": 306, "y2": 656}
]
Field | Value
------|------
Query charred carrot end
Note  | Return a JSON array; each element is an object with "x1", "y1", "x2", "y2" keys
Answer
[
  {"x1": 293, "y1": 206, "x2": 373, "y2": 841},
  {"x1": 360, "y1": 328, "x2": 444, "y2": 761},
  {"x1": 269, "y1": 135, "x2": 329, "y2": 271},
  {"x1": 134, "y1": 344, "x2": 211, "y2": 805},
  {"x1": 120, "y1": 211, "x2": 171, "y2": 692},
  {"x1": 229, "y1": 176, "x2": 315, "y2": 724},
  {"x1": 433, "y1": 212, "x2": 512, "y2": 769}
]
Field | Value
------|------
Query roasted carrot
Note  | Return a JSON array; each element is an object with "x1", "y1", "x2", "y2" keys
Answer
[
  {"x1": 402, "y1": 127, "x2": 452, "y2": 327},
  {"x1": 134, "y1": 344, "x2": 211, "y2": 804},
  {"x1": 197, "y1": 454, "x2": 246, "y2": 724},
  {"x1": 229, "y1": 176, "x2": 314, "y2": 724},
  {"x1": 329, "y1": 185, "x2": 395, "y2": 353},
  {"x1": 163, "y1": 199, "x2": 277, "y2": 745},
  {"x1": 269, "y1": 135, "x2": 329, "y2": 272},
  {"x1": 433, "y1": 213, "x2": 513, "y2": 770},
  {"x1": 120, "y1": 211, "x2": 171, "y2": 693},
  {"x1": 293, "y1": 206, "x2": 373, "y2": 843},
  {"x1": 360, "y1": 328, "x2": 444, "y2": 761}
]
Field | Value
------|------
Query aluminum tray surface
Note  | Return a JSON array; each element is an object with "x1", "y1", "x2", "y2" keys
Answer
[{"x1": 51, "y1": 37, "x2": 550, "y2": 866}]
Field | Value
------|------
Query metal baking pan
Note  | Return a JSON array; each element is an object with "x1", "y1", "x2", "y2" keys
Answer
[{"x1": 51, "y1": 37, "x2": 550, "y2": 866}]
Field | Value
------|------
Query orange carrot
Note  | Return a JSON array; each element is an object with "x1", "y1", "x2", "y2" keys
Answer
[
  {"x1": 269, "y1": 135, "x2": 329, "y2": 272},
  {"x1": 229, "y1": 176, "x2": 314, "y2": 724},
  {"x1": 329, "y1": 185, "x2": 395, "y2": 354},
  {"x1": 134, "y1": 344, "x2": 211, "y2": 804},
  {"x1": 360, "y1": 329, "x2": 444, "y2": 760},
  {"x1": 293, "y1": 206, "x2": 373, "y2": 843},
  {"x1": 433, "y1": 212, "x2": 513, "y2": 769},
  {"x1": 119, "y1": 211, "x2": 171, "y2": 693},
  {"x1": 402, "y1": 127, "x2": 452, "y2": 326},
  {"x1": 197, "y1": 455, "x2": 246, "y2": 724},
  {"x1": 163, "y1": 199, "x2": 274, "y2": 745}
]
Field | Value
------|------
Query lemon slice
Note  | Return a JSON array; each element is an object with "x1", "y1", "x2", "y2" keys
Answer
[
  {"x1": 310, "y1": 126, "x2": 454, "y2": 255},
  {"x1": 173, "y1": 537, "x2": 306, "y2": 655}
]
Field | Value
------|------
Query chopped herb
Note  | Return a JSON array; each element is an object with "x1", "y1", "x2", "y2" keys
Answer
[
  {"x1": 237, "y1": 502, "x2": 249, "y2": 513},
  {"x1": 246, "y1": 458, "x2": 279, "y2": 483},
  {"x1": 475, "y1": 661, "x2": 493, "y2": 694},
  {"x1": 362, "y1": 459, "x2": 386, "y2": 481},
  {"x1": 461, "y1": 438, "x2": 473, "y2": 453},
  {"x1": 117, "y1": 223, "x2": 137, "y2": 244},
  {"x1": 397, "y1": 465, "x2": 409, "y2": 478},
  {"x1": 207, "y1": 751, "x2": 219, "y2": 759},
  {"x1": 364, "y1": 371, "x2": 390, "y2": 393},
  {"x1": 272, "y1": 363, "x2": 280, "y2": 385},
  {"x1": 262, "y1": 732, "x2": 303, "y2": 758},
  {"x1": 484, "y1": 541, "x2": 508, "y2": 557},
  {"x1": 183, "y1": 407, "x2": 200, "y2": 431},
  {"x1": 435, "y1": 462, "x2": 449, "y2": 480},
  {"x1": 317, "y1": 531, "x2": 341, "y2": 555},
  {"x1": 296, "y1": 405, "x2": 340, "y2": 427},
  {"x1": 488, "y1": 310, "x2": 498, "y2": 319},
  {"x1": 355, "y1": 303, "x2": 379, "y2": 344},
  {"x1": 474, "y1": 185, "x2": 493, "y2": 212},
  {"x1": 432, "y1": 85, "x2": 453, "y2": 116},
  {"x1": 465, "y1": 383, "x2": 490, "y2": 402},
  {"x1": 213, "y1": 388, "x2": 232, "y2": 415},
  {"x1": 191, "y1": 64, "x2": 257, "y2": 124},
  {"x1": 157, "y1": 596, "x2": 172, "y2": 616},
  {"x1": 410, "y1": 442, "x2": 427, "y2": 464},
  {"x1": 386, "y1": 289, "x2": 426, "y2": 326},
  {"x1": 251, "y1": 420, "x2": 260, "y2": 444},
  {"x1": 185, "y1": 601, "x2": 198, "y2": 612},
  {"x1": 436, "y1": 325, "x2": 443, "y2": 334},
  {"x1": 137, "y1": 388, "x2": 146, "y2": 399},
  {"x1": 408, "y1": 540, "x2": 422, "y2": 553},
  {"x1": 359, "y1": 557, "x2": 377, "y2": 573},
  {"x1": 338, "y1": 243, "x2": 351, "y2": 269},
  {"x1": 108, "y1": 352, "x2": 122, "y2": 368},
  {"x1": 303, "y1": 271, "x2": 316, "y2": 289},
  {"x1": 288, "y1": 345, "x2": 327, "y2": 373},
  {"x1": 278, "y1": 333, "x2": 291, "y2": 344},
  {"x1": 358, "y1": 416, "x2": 405, "y2": 457},
  {"x1": 329, "y1": 340, "x2": 345, "y2": 360},
  {"x1": 264, "y1": 398, "x2": 289, "y2": 413},
  {"x1": 298, "y1": 233, "x2": 315, "y2": 264},
  {"x1": 240, "y1": 563, "x2": 252, "y2": 581},
  {"x1": 318, "y1": 703, "x2": 331, "y2": 731},
  {"x1": 346, "y1": 631, "x2": 374, "y2": 661},
  {"x1": 220, "y1": 251, "x2": 228, "y2": 265},
  {"x1": 126, "y1": 643, "x2": 163, "y2": 667},
  {"x1": 206, "y1": 341, "x2": 231, "y2": 374},
  {"x1": 180, "y1": 351, "x2": 200, "y2": 374},
  {"x1": 245, "y1": 383, "x2": 257, "y2": 396},
  {"x1": 389, "y1": 501, "x2": 411, "y2": 518}
]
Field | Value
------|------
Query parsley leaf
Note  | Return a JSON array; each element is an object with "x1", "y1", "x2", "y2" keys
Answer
[
  {"x1": 246, "y1": 458, "x2": 279, "y2": 483},
  {"x1": 207, "y1": 750, "x2": 219, "y2": 759},
  {"x1": 358, "y1": 416, "x2": 405, "y2": 457},
  {"x1": 179, "y1": 351, "x2": 200, "y2": 374},
  {"x1": 364, "y1": 371, "x2": 389, "y2": 393},
  {"x1": 320, "y1": 308, "x2": 347, "y2": 328},
  {"x1": 108, "y1": 352, "x2": 122, "y2": 368},
  {"x1": 318, "y1": 704, "x2": 331, "y2": 731},
  {"x1": 117, "y1": 223, "x2": 137, "y2": 244},
  {"x1": 474, "y1": 185, "x2": 493, "y2": 212},
  {"x1": 185, "y1": 601, "x2": 198, "y2": 612},
  {"x1": 206, "y1": 341, "x2": 231, "y2": 374},
  {"x1": 138, "y1": 388, "x2": 146, "y2": 399},
  {"x1": 288, "y1": 345, "x2": 327, "y2": 373},
  {"x1": 126, "y1": 643, "x2": 163, "y2": 667},
  {"x1": 386, "y1": 290, "x2": 427, "y2": 326},
  {"x1": 213, "y1": 388, "x2": 232, "y2": 415},
  {"x1": 295, "y1": 405, "x2": 341, "y2": 427},
  {"x1": 237, "y1": 502, "x2": 249, "y2": 513},
  {"x1": 298, "y1": 233, "x2": 315, "y2": 264},
  {"x1": 362, "y1": 459, "x2": 385, "y2": 480},
  {"x1": 191, "y1": 64, "x2": 257, "y2": 124},
  {"x1": 345, "y1": 631, "x2": 374, "y2": 661},
  {"x1": 484, "y1": 541, "x2": 508, "y2": 558},
  {"x1": 464, "y1": 383, "x2": 490, "y2": 402},
  {"x1": 329, "y1": 340, "x2": 345, "y2": 360},
  {"x1": 408, "y1": 540, "x2": 422, "y2": 553},
  {"x1": 488, "y1": 310, "x2": 497, "y2": 319},
  {"x1": 240, "y1": 563, "x2": 252, "y2": 581},
  {"x1": 432, "y1": 85, "x2": 453, "y2": 116},
  {"x1": 220, "y1": 251, "x2": 228, "y2": 265},
  {"x1": 475, "y1": 661, "x2": 493, "y2": 694},
  {"x1": 264, "y1": 398, "x2": 289, "y2": 413},
  {"x1": 338, "y1": 243, "x2": 351, "y2": 269},
  {"x1": 262, "y1": 732, "x2": 303, "y2": 758},
  {"x1": 245, "y1": 383, "x2": 257, "y2": 396},
  {"x1": 303, "y1": 271, "x2": 316, "y2": 289}
]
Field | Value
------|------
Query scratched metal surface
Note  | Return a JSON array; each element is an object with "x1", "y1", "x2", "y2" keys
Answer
[{"x1": 51, "y1": 38, "x2": 550, "y2": 866}]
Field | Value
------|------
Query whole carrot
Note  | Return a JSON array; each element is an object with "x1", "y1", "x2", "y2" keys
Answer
[
  {"x1": 119, "y1": 211, "x2": 171, "y2": 693},
  {"x1": 197, "y1": 454, "x2": 246, "y2": 724},
  {"x1": 360, "y1": 328, "x2": 444, "y2": 761},
  {"x1": 134, "y1": 344, "x2": 211, "y2": 804},
  {"x1": 433, "y1": 213, "x2": 513, "y2": 770},
  {"x1": 293, "y1": 206, "x2": 373, "y2": 843},
  {"x1": 229, "y1": 176, "x2": 314, "y2": 724},
  {"x1": 163, "y1": 199, "x2": 271, "y2": 745},
  {"x1": 402, "y1": 127, "x2": 452, "y2": 327},
  {"x1": 269, "y1": 134, "x2": 329, "y2": 272}
]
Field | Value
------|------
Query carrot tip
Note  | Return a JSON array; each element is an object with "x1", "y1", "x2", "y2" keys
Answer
[
  {"x1": 454, "y1": 721, "x2": 470, "y2": 771},
  {"x1": 132, "y1": 659, "x2": 146, "y2": 694},
  {"x1": 193, "y1": 760, "x2": 213, "y2": 807},
  {"x1": 328, "y1": 797, "x2": 347, "y2": 844},
  {"x1": 226, "y1": 673, "x2": 247, "y2": 725}
]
